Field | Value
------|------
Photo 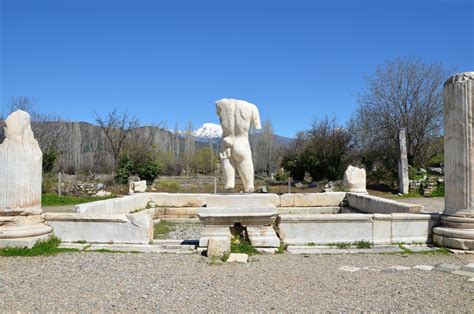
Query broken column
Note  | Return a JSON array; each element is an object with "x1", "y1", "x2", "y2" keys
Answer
[
  {"x1": 0, "y1": 110, "x2": 52, "y2": 247},
  {"x1": 343, "y1": 165, "x2": 367, "y2": 193},
  {"x1": 397, "y1": 128, "x2": 409, "y2": 194},
  {"x1": 433, "y1": 72, "x2": 474, "y2": 250}
]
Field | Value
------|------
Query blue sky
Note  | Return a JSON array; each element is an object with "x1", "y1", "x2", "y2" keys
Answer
[{"x1": 1, "y1": 0, "x2": 473, "y2": 137}]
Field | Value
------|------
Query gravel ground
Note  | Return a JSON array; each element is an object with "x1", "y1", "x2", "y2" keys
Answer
[
  {"x1": 1, "y1": 253, "x2": 472, "y2": 312},
  {"x1": 42, "y1": 205, "x2": 75, "y2": 213},
  {"x1": 165, "y1": 223, "x2": 203, "y2": 240}
]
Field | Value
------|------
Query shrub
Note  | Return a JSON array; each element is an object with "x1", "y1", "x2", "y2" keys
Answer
[{"x1": 115, "y1": 155, "x2": 162, "y2": 184}]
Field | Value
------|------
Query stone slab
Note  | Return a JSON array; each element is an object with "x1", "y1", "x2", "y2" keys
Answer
[
  {"x1": 207, "y1": 237, "x2": 230, "y2": 258},
  {"x1": 198, "y1": 207, "x2": 277, "y2": 226},
  {"x1": 75, "y1": 194, "x2": 149, "y2": 215},
  {"x1": 206, "y1": 194, "x2": 279, "y2": 207},
  {"x1": 434, "y1": 263, "x2": 462, "y2": 273},
  {"x1": 346, "y1": 193, "x2": 424, "y2": 214},
  {"x1": 247, "y1": 226, "x2": 280, "y2": 248},
  {"x1": 280, "y1": 192, "x2": 346, "y2": 207},
  {"x1": 278, "y1": 214, "x2": 373, "y2": 245},
  {"x1": 199, "y1": 226, "x2": 232, "y2": 247},
  {"x1": 45, "y1": 213, "x2": 153, "y2": 244},
  {"x1": 277, "y1": 207, "x2": 340, "y2": 215},
  {"x1": 413, "y1": 265, "x2": 434, "y2": 271},
  {"x1": 451, "y1": 270, "x2": 474, "y2": 277}
]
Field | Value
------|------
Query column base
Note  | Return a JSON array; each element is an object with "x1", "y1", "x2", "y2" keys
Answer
[
  {"x1": 0, "y1": 233, "x2": 52, "y2": 248},
  {"x1": 433, "y1": 226, "x2": 474, "y2": 250}
]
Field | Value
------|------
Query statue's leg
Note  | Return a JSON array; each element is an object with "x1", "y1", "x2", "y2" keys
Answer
[
  {"x1": 221, "y1": 159, "x2": 235, "y2": 189},
  {"x1": 220, "y1": 148, "x2": 235, "y2": 189},
  {"x1": 236, "y1": 157, "x2": 255, "y2": 193}
]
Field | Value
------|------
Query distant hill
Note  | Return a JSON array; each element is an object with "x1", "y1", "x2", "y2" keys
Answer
[{"x1": 0, "y1": 119, "x2": 294, "y2": 173}]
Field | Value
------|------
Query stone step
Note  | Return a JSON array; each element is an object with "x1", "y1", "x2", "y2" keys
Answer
[
  {"x1": 287, "y1": 245, "x2": 404, "y2": 255},
  {"x1": 60, "y1": 242, "x2": 197, "y2": 254}
]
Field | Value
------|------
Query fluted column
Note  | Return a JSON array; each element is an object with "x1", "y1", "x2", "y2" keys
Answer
[
  {"x1": 0, "y1": 110, "x2": 52, "y2": 248},
  {"x1": 433, "y1": 72, "x2": 474, "y2": 250}
]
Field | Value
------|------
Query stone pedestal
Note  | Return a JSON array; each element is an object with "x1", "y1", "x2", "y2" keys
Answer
[
  {"x1": 433, "y1": 72, "x2": 474, "y2": 250},
  {"x1": 0, "y1": 110, "x2": 52, "y2": 248},
  {"x1": 198, "y1": 195, "x2": 280, "y2": 254}
]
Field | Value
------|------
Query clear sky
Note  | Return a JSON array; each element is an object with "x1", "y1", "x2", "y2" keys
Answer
[{"x1": 1, "y1": 0, "x2": 473, "y2": 137}]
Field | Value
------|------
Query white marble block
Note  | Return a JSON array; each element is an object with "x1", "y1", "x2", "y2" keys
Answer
[
  {"x1": 0, "y1": 110, "x2": 52, "y2": 247},
  {"x1": 343, "y1": 165, "x2": 367, "y2": 193},
  {"x1": 129, "y1": 180, "x2": 147, "y2": 194},
  {"x1": 45, "y1": 213, "x2": 153, "y2": 244},
  {"x1": 216, "y1": 98, "x2": 261, "y2": 193},
  {"x1": 434, "y1": 72, "x2": 474, "y2": 250}
]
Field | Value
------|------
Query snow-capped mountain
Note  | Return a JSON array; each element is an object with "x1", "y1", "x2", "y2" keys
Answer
[{"x1": 192, "y1": 123, "x2": 222, "y2": 139}]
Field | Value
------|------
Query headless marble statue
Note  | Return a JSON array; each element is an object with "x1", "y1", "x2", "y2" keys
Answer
[{"x1": 216, "y1": 98, "x2": 261, "y2": 193}]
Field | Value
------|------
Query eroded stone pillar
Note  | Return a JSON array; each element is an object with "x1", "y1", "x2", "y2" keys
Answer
[
  {"x1": 433, "y1": 72, "x2": 474, "y2": 250},
  {"x1": 343, "y1": 165, "x2": 367, "y2": 194},
  {"x1": 0, "y1": 110, "x2": 52, "y2": 248},
  {"x1": 397, "y1": 128, "x2": 409, "y2": 194}
]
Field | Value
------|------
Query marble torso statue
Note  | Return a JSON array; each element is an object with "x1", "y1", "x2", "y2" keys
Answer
[{"x1": 215, "y1": 98, "x2": 261, "y2": 193}]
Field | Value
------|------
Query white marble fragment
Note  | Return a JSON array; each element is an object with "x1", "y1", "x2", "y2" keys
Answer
[
  {"x1": 226, "y1": 253, "x2": 248, "y2": 263},
  {"x1": 413, "y1": 265, "x2": 434, "y2": 271},
  {"x1": 338, "y1": 266, "x2": 360, "y2": 272},
  {"x1": 343, "y1": 165, "x2": 367, "y2": 193}
]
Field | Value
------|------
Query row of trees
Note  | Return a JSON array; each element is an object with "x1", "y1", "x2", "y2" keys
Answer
[
  {"x1": 281, "y1": 57, "x2": 447, "y2": 185},
  {"x1": 2, "y1": 57, "x2": 447, "y2": 187}
]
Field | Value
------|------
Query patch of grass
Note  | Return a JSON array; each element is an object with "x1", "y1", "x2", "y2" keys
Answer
[
  {"x1": 73, "y1": 240, "x2": 87, "y2": 244},
  {"x1": 328, "y1": 242, "x2": 351, "y2": 249},
  {"x1": 307, "y1": 242, "x2": 316, "y2": 246},
  {"x1": 231, "y1": 235, "x2": 258, "y2": 255},
  {"x1": 155, "y1": 179, "x2": 181, "y2": 193},
  {"x1": 153, "y1": 220, "x2": 176, "y2": 239},
  {"x1": 0, "y1": 236, "x2": 79, "y2": 257},
  {"x1": 42, "y1": 193, "x2": 114, "y2": 206},
  {"x1": 398, "y1": 244, "x2": 450, "y2": 256},
  {"x1": 354, "y1": 240, "x2": 373, "y2": 249},
  {"x1": 430, "y1": 182, "x2": 445, "y2": 197},
  {"x1": 276, "y1": 242, "x2": 287, "y2": 254}
]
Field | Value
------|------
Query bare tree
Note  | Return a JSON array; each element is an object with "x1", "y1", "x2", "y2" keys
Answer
[
  {"x1": 182, "y1": 121, "x2": 195, "y2": 174},
  {"x1": 5, "y1": 97, "x2": 66, "y2": 172},
  {"x1": 94, "y1": 109, "x2": 140, "y2": 165},
  {"x1": 349, "y1": 57, "x2": 449, "y2": 167},
  {"x1": 252, "y1": 119, "x2": 281, "y2": 177}
]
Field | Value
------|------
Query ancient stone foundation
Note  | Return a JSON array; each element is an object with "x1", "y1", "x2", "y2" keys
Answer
[
  {"x1": 0, "y1": 110, "x2": 52, "y2": 247},
  {"x1": 433, "y1": 72, "x2": 474, "y2": 250}
]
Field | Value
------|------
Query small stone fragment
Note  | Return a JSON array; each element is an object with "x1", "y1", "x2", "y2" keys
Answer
[
  {"x1": 226, "y1": 253, "x2": 248, "y2": 263},
  {"x1": 338, "y1": 266, "x2": 360, "y2": 272},
  {"x1": 413, "y1": 265, "x2": 434, "y2": 271}
]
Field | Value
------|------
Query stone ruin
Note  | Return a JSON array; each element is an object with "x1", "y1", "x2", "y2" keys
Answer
[{"x1": 0, "y1": 110, "x2": 52, "y2": 247}]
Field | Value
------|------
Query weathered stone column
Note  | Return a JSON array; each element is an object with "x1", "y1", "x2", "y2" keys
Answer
[
  {"x1": 433, "y1": 72, "x2": 474, "y2": 250},
  {"x1": 397, "y1": 128, "x2": 409, "y2": 194},
  {"x1": 343, "y1": 165, "x2": 367, "y2": 194},
  {"x1": 0, "y1": 110, "x2": 52, "y2": 248}
]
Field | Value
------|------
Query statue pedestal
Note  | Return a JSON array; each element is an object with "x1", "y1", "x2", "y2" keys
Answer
[{"x1": 198, "y1": 195, "x2": 280, "y2": 254}]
